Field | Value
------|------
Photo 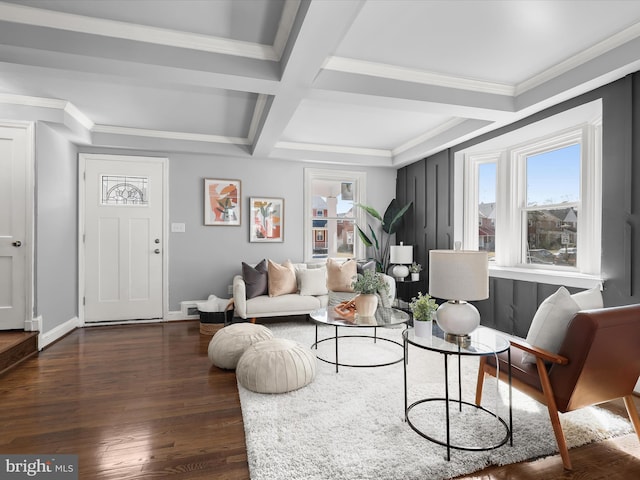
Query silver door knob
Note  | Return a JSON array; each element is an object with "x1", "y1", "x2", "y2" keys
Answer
[
  {"x1": 154, "y1": 249, "x2": 161, "y2": 254},
  {"x1": 12, "y1": 241, "x2": 22, "y2": 247}
]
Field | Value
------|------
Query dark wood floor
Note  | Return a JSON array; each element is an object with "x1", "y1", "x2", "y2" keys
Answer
[{"x1": 0, "y1": 321, "x2": 638, "y2": 479}]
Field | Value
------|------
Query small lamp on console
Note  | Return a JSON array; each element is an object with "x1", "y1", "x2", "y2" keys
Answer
[
  {"x1": 428, "y1": 249, "x2": 489, "y2": 343},
  {"x1": 390, "y1": 242, "x2": 413, "y2": 281}
]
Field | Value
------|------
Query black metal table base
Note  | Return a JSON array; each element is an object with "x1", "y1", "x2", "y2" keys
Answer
[
  {"x1": 406, "y1": 398, "x2": 510, "y2": 456},
  {"x1": 312, "y1": 325, "x2": 404, "y2": 372},
  {"x1": 403, "y1": 329, "x2": 513, "y2": 461}
]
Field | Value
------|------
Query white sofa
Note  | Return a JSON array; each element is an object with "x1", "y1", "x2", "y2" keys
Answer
[{"x1": 233, "y1": 263, "x2": 395, "y2": 320}]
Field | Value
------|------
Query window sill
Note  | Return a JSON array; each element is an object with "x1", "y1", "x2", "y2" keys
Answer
[{"x1": 489, "y1": 266, "x2": 603, "y2": 289}]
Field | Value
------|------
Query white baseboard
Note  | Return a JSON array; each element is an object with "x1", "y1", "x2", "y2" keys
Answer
[
  {"x1": 40, "y1": 316, "x2": 81, "y2": 350},
  {"x1": 166, "y1": 310, "x2": 197, "y2": 321},
  {"x1": 635, "y1": 377, "x2": 640, "y2": 395},
  {"x1": 24, "y1": 315, "x2": 42, "y2": 332}
]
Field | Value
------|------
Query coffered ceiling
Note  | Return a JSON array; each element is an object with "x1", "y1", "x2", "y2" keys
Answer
[{"x1": 1, "y1": 0, "x2": 640, "y2": 168}]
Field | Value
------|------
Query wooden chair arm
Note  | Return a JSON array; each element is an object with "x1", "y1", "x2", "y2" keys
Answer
[{"x1": 509, "y1": 337, "x2": 569, "y2": 365}]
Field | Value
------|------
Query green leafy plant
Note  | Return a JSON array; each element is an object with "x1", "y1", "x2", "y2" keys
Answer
[
  {"x1": 409, "y1": 262, "x2": 422, "y2": 273},
  {"x1": 356, "y1": 199, "x2": 413, "y2": 273},
  {"x1": 351, "y1": 270, "x2": 388, "y2": 295},
  {"x1": 409, "y1": 292, "x2": 438, "y2": 322}
]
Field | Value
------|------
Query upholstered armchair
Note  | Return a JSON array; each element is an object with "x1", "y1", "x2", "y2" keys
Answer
[{"x1": 475, "y1": 304, "x2": 640, "y2": 470}]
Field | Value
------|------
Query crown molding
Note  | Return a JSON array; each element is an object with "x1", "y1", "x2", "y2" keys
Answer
[
  {"x1": 275, "y1": 140, "x2": 391, "y2": 158},
  {"x1": 0, "y1": 92, "x2": 94, "y2": 129},
  {"x1": 63, "y1": 102, "x2": 94, "y2": 130},
  {"x1": 393, "y1": 118, "x2": 466, "y2": 156},
  {"x1": 516, "y1": 20, "x2": 640, "y2": 95},
  {"x1": 0, "y1": 92, "x2": 65, "y2": 109},
  {"x1": 323, "y1": 56, "x2": 515, "y2": 96},
  {"x1": 92, "y1": 125, "x2": 250, "y2": 145},
  {"x1": 0, "y1": 1, "x2": 278, "y2": 61}
]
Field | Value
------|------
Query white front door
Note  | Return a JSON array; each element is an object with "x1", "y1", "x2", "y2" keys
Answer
[
  {"x1": 82, "y1": 154, "x2": 166, "y2": 322},
  {"x1": 0, "y1": 124, "x2": 30, "y2": 330}
]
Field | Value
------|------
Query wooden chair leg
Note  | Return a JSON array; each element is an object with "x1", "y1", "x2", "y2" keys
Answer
[
  {"x1": 250, "y1": 318, "x2": 256, "y2": 324},
  {"x1": 623, "y1": 395, "x2": 640, "y2": 441},
  {"x1": 475, "y1": 356, "x2": 487, "y2": 406},
  {"x1": 536, "y1": 358, "x2": 572, "y2": 470}
]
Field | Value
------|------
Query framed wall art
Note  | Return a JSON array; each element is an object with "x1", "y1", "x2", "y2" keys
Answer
[
  {"x1": 204, "y1": 178, "x2": 241, "y2": 226},
  {"x1": 249, "y1": 197, "x2": 284, "y2": 242}
]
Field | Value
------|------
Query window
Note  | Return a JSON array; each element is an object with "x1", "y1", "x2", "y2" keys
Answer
[
  {"x1": 101, "y1": 175, "x2": 148, "y2": 205},
  {"x1": 475, "y1": 156, "x2": 498, "y2": 261},
  {"x1": 459, "y1": 102, "x2": 602, "y2": 287},
  {"x1": 304, "y1": 169, "x2": 366, "y2": 262},
  {"x1": 522, "y1": 143, "x2": 580, "y2": 267}
]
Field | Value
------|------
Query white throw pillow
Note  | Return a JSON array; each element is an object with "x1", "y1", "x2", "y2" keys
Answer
[
  {"x1": 298, "y1": 267, "x2": 328, "y2": 296},
  {"x1": 571, "y1": 287, "x2": 604, "y2": 310},
  {"x1": 522, "y1": 286, "x2": 580, "y2": 364}
]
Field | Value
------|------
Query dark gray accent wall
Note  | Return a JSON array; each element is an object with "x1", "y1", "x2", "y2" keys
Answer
[
  {"x1": 35, "y1": 122, "x2": 78, "y2": 331},
  {"x1": 397, "y1": 72, "x2": 640, "y2": 335},
  {"x1": 396, "y1": 149, "x2": 454, "y2": 298}
]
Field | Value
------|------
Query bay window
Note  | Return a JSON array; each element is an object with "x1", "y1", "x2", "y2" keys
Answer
[{"x1": 459, "y1": 102, "x2": 602, "y2": 287}]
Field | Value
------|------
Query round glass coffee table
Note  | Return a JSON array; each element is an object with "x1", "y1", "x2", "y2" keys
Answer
[
  {"x1": 403, "y1": 323, "x2": 513, "y2": 461},
  {"x1": 309, "y1": 306, "x2": 410, "y2": 373}
]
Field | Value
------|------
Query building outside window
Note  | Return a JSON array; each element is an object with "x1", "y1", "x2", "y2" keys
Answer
[{"x1": 304, "y1": 169, "x2": 366, "y2": 262}]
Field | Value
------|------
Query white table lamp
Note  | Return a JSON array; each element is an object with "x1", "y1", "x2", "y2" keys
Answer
[
  {"x1": 428, "y1": 249, "x2": 489, "y2": 342},
  {"x1": 390, "y1": 242, "x2": 413, "y2": 281}
]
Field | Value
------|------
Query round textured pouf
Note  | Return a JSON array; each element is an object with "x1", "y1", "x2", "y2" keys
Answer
[
  {"x1": 236, "y1": 338, "x2": 317, "y2": 394},
  {"x1": 208, "y1": 323, "x2": 273, "y2": 370}
]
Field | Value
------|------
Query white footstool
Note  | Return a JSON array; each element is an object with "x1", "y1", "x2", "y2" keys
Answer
[
  {"x1": 208, "y1": 323, "x2": 273, "y2": 370},
  {"x1": 236, "y1": 338, "x2": 317, "y2": 393}
]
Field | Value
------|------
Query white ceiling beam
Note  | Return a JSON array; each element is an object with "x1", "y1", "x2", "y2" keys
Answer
[
  {"x1": 313, "y1": 69, "x2": 516, "y2": 117},
  {"x1": 251, "y1": 0, "x2": 366, "y2": 158},
  {"x1": 0, "y1": 1, "x2": 279, "y2": 60},
  {"x1": 0, "y1": 46, "x2": 281, "y2": 96},
  {"x1": 306, "y1": 87, "x2": 514, "y2": 122}
]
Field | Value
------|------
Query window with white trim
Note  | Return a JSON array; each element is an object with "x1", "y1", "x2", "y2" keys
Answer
[
  {"x1": 461, "y1": 114, "x2": 602, "y2": 282},
  {"x1": 304, "y1": 169, "x2": 366, "y2": 262}
]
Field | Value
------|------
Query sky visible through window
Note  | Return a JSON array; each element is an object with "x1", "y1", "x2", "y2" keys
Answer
[
  {"x1": 478, "y1": 144, "x2": 580, "y2": 205},
  {"x1": 479, "y1": 163, "x2": 496, "y2": 204},
  {"x1": 527, "y1": 144, "x2": 580, "y2": 206}
]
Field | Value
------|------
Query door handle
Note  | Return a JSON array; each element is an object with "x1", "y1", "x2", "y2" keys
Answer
[
  {"x1": 154, "y1": 249, "x2": 161, "y2": 254},
  {"x1": 12, "y1": 241, "x2": 22, "y2": 247}
]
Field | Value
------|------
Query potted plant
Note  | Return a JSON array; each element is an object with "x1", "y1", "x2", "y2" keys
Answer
[
  {"x1": 351, "y1": 270, "x2": 388, "y2": 317},
  {"x1": 409, "y1": 262, "x2": 422, "y2": 281},
  {"x1": 355, "y1": 199, "x2": 413, "y2": 273},
  {"x1": 409, "y1": 292, "x2": 438, "y2": 337}
]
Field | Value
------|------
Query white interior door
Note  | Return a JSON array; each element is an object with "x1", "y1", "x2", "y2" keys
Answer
[
  {"x1": 83, "y1": 155, "x2": 165, "y2": 322},
  {"x1": 0, "y1": 124, "x2": 29, "y2": 330}
]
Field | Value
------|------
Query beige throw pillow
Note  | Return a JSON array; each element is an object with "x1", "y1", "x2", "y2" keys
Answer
[
  {"x1": 268, "y1": 260, "x2": 298, "y2": 297},
  {"x1": 326, "y1": 258, "x2": 356, "y2": 292}
]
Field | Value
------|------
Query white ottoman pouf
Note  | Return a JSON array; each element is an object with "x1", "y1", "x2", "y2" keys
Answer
[
  {"x1": 236, "y1": 338, "x2": 317, "y2": 393},
  {"x1": 208, "y1": 323, "x2": 273, "y2": 370}
]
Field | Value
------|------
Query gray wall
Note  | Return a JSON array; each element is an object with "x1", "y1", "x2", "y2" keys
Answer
[
  {"x1": 167, "y1": 155, "x2": 395, "y2": 309},
  {"x1": 397, "y1": 72, "x2": 640, "y2": 336},
  {"x1": 78, "y1": 147, "x2": 397, "y2": 311},
  {"x1": 35, "y1": 122, "x2": 78, "y2": 331}
]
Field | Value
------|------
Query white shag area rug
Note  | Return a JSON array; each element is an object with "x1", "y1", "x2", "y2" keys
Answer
[{"x1": 238, "y1": 322, "x2": 632, "y2": 480}]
